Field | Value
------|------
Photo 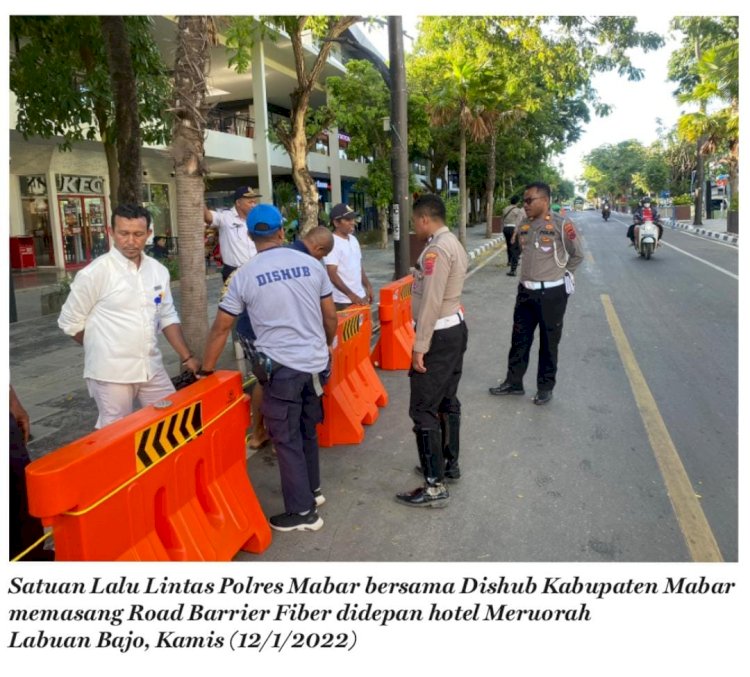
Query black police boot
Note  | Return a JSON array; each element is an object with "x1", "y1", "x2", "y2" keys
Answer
[
  {"x1": 441, "y1": 412, "x2": 461, "y2": 481},
  {"x1": 398, "y1": 428, "x2": 449, "y2": 508},
  {"x1": 413, "y1": 413, "x2": 461, "y2": 482}
]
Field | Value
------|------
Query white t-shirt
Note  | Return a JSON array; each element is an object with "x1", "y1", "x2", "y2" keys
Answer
[
  {"x1": 323, "y1": 232, "x2": 365, "y2": 304},
  {"x1": 208, "y1": 206, "x2": 257, "y2": 267},
  {"x1": 58, "y1": 247, "x2": 181, "y2": 383},
  {"x1": 220, "y1": 247, "x2": 333, "y2": 374}
]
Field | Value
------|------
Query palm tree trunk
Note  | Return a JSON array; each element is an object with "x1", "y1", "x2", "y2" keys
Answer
[
  {"x1": 485, "y1": 130, "x2": 497, "y2": 238},
  {"x1": 170, "y1": 15, "x2": 211, "y2": 356},
  {"x1": 459, "y1": 126, "x2": 467, "y2": 247}
]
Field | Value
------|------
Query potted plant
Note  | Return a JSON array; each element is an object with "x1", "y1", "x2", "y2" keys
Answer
[
  {"x1": 727, "y1": 195, "x2": 738, "y2": 234},
  {"x1": 41, "y1": 274, "x2": 73, "y2": 316},
  {"x1": 671, "y1": 194, "x2": 692, "y2": 221}
]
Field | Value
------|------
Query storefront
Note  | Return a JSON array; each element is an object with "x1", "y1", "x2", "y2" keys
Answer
[
  {"x1": 17, "y1": 174, "x2": 54, "y2": 266},
  {"x1": 55, "y1": 174, "x2": 109, "y2": 268}
]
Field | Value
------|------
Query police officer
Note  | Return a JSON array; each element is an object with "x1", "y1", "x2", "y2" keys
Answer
[
  {"x1": 489, "y1": 181, "x2": 583, "y2": 405},
  {"x1": 501, "y1": 195, "x2": 524, "y2": 276},
  {"x1": 200, "y1": 205, "x2": 338, "y2": 532},
  {"x1": 204, "y1": 186, "x2": 262, "y2": 282},
  {"x1": 397, "y1": 194, "x2": 468, "y2": 508}
]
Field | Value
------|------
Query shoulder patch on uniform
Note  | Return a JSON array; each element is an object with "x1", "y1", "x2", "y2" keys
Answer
[
  {"x1": 423, "y1": 251, "x2": 438, "y2": 275},
  {"x1": 519, "y1": 223, "x2": 531, "y2": 232},
  {"x1": 564, "y1": 222, "x2": 577, "y2": 240}
]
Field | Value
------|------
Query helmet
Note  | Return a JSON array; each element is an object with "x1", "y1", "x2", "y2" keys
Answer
[{"x1": 640, "y1": 196, "x2": 651, "y2": 206}]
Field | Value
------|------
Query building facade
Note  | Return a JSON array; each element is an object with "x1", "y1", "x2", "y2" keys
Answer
[{"x1": 8, "y1": 17, "x2": 377, "y2": 273}]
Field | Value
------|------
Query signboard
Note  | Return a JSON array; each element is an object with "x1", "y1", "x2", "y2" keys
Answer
[
  {"x1": 56, "y1": 174, "x2": 105, "y2": 195},
  {"x1": 20, "y1": 175, "x2": 47, "y2": 197}
]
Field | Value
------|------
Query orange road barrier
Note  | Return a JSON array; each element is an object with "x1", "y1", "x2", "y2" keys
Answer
[
  {"x1": 318, "y1": 305, "x2": 388, "y2": 447},
  {"x1": 371, "y1": 275, "x2": 415, "y2": 370},
  {"x1": 25, "y1": 371, "x2": 271, "y2": 561}
]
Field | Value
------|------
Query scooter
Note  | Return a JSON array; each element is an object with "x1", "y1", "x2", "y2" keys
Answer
[
  {"x1": 633, "y1": 218, "x2": 659, "y2": 259},
  {"x1": 602, "y1": 206, "x2": 610, "y2": 221}
]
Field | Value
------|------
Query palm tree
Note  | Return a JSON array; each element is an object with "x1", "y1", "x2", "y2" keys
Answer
[{"x1": 170, "y1": 16, "x2": 216, "y2": 356}]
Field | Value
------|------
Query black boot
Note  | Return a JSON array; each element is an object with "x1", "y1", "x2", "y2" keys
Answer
[
  {"x1": 441, "y1": 412, "x2": 461, "y2": 480},
  {"x1": 398, "y1": 428, "x2": 449, "y2": 508}
]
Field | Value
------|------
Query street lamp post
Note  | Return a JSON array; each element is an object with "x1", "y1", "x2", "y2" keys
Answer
[{"x1": 389, "y1": 16, "x2": 410, "y2": 279}]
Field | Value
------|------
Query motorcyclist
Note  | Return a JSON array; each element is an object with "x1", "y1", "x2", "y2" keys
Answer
[
  {"x1": 602, "y1": 200, "x2": 611, "y2": 219},
  {"x1": 627, "y1": 196, "x2": 663, "y2": 244}
]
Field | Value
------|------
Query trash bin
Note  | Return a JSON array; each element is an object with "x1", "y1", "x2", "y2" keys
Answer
[{"x1": 10, "y1": 236, "x2": 37, "y2": 270}]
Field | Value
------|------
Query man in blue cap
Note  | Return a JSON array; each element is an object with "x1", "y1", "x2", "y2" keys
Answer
[{"x1": 200, "y1": 205, "x2": 338, "y2": 532}]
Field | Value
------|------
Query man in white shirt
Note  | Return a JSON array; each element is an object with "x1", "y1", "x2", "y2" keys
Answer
[
  {"x1": 204, "y1": 186, "x2": 262, "y2": 282},
  {"x1": 204, "y1": 185, "x2": 268, "y2": 448},
  {"x1": 323, "y1": 203, "x2": 374, "y2": 311},
  {"x1": 58, "y1": 204, "x2": 200, "y2": 429}
]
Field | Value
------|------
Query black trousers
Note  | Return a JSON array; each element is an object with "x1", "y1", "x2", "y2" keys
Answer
[
  {"x1": 506, "y1": 284, "x2": 568, "y2": 391},
  {"x1": 409, "y1": 322, "x2": 468, "y2": 431},
  {"x1": 503, "y1": 226, "x2": 520, "y2": 269},
  {"x1": 261, "y1": 366, "x2": 325, "y2": 514}
]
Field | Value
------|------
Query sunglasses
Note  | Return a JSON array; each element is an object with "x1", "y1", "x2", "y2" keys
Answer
[{"x1": 523, "y1": 196, "x2": 543, "y2": 205}]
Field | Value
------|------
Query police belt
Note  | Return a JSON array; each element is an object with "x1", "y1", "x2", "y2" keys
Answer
[
  {"x1": 434, "y1": 309, "x2": 465, "y2": 330},
  {"x1": 522, "y1": 278, "x2": 565, "y2": 291}
]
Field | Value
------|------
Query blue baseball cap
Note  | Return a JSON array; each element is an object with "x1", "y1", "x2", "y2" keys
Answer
[{"x1": 246, "y1": 204, "x2": 284, "y2": 234}]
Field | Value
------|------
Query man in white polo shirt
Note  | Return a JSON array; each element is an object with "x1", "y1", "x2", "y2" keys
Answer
[
  {"x1": 204, "y1": 185, "x2": 262, "y2": 282},
  {"x1": 323, "y1": 203, "x2": 374, "y2": 311}
]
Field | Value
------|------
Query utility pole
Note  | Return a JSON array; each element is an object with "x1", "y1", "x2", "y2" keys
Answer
[{"x1": 389, "y1": 16, "x2": 410, "y2": 279}]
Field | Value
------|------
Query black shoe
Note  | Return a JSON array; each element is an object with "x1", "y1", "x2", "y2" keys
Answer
[
  {"x1": 414, "y1": 465, "x2": 460, "y2": 482},
  {"x1": 506, "y1": 270, "x2": 516, "y2": 276},
  {"x1": 489, "y1": 381, "x2": 524, "y2": 396},
  {"x1": 533, "y1": 390, "x2": 553, "y2": 405},
  {"x1": 395, "y1": 484, "x2": 450, "y2": 508},
  {"x1": 269, "y1": 510, "x2": 323, "y2": 532}
]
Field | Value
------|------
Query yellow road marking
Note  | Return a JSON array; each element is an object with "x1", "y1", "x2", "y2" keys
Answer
[{"x1": 600, "y1": 293, "x2": 723, "y2": 562}]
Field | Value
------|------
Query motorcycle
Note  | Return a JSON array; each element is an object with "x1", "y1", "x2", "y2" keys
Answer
[
  {"x1": 602, "y1": 206, "x2": 610, "y2": 221},
  {"x1": 633, "y1": 218, "x2": 659, "y2": 259}
]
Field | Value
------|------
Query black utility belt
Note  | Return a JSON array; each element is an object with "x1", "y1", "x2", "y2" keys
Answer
[{"x1": 249, "y1": 350, "x2": 283, "y2": 385}]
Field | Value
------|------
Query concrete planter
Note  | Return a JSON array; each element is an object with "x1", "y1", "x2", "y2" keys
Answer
[
  {"x1": 673, "y1": 204, "x2": 692, "y2": 221},
  {"x1": 491, "y1": 216, "x2": 503, "y2": 233},
  {"x1": 727, "y1": 210, "x2": 739, "y2": 234}
]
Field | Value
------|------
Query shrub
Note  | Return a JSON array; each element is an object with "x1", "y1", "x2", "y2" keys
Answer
[
  {"x1": 444, "y1": 195, "x2": 460, "y2": 229},
  {"x1": 163, "y1": 257, "x2": 180, "y2": 281},
  {"x1": 671, "y1": 194, "x2": 693, "y2": 205}
]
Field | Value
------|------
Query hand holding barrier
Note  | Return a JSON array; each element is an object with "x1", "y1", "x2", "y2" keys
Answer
[
  {"x1": 318, "y1": 305, "x2": 388, "y2": 447},
  {"x1": 25, "y1": 371, "x2": 271, "y2": 561},
  {"x1": 371, "y1": 275, "x2": 415, "y2": 370}
]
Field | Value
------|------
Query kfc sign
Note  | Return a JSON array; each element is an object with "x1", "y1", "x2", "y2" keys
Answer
[{"x1": 56, "y1": 174, "x2": 105, "y2": 195}]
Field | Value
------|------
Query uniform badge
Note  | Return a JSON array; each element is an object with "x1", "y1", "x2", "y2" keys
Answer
[
  {"x1": 519, "y1": 224, "x2": 530, "y2": 232},
  {"x1": 544, "y1": 223, "x2": 555, "y2": 233},
  {"x1": 540, "y1": 235, "x2": 553, "y2": 244},
  {"x1": 423, "y1": 251, "x2": 438, "y2": 275},
  {"x1": 564, "y1": 223, "x2": 577, "y2": 240}
]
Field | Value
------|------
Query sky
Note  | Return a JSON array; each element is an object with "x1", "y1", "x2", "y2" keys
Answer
[{"x1": 363, "y1": 15, "x2": 687, "y2": 187}]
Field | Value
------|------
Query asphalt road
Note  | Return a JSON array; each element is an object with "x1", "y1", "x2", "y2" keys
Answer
[
  {"x1": 239, "y1": 211, "x2": 738, "y2": 562},
  {"x1": 11, "y1": 217, "x2": 737, "y2": 562}
]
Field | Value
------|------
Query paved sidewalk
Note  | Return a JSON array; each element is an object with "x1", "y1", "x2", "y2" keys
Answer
[{"x1": 667, "y1": 217, "x2": 738, "y2": 245}]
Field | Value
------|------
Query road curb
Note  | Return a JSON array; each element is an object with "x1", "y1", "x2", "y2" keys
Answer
[
  {"x1": 468, "y1": 235, "x2": 505, "y2": 260},
  {"x1": 668, "y1": 219, "x2": 739, "y2": 246}
]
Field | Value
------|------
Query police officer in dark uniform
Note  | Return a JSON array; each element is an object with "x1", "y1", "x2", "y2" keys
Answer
[
  {"x1": 489, "y1": 181, "x2": 583, "y2": 405},
  {"x1": 397, "y1": 194, "x2": 468, "y2": 508}
]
